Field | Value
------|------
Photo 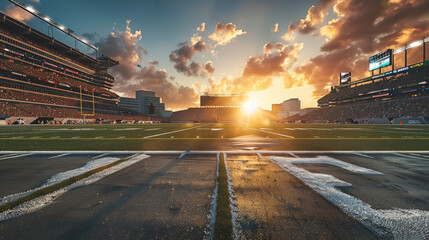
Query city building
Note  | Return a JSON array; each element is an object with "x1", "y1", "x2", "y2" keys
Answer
[
  {"x1": 119, "y1": 90, "x2": 172, "y2": 118},
  {"x1": 272, "y1": 98, "x2": 301, "y2": 119}
]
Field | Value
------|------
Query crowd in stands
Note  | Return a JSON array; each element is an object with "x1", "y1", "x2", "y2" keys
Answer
[
  {"x1": 291, "y1": 95, "x2": 429, "y2": 122},
  {"x1": 0, "y1": 87, "x2": 79, "y2": 106},
  {"x1": 319, "y1": 65, "x2": 429, "y2": 104},
  {"x1": 0, "y1": 58, "x2": 116, "y2": 98}
]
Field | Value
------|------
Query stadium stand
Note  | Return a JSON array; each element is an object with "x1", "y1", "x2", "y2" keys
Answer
[
  {"x1": 0, "y1": 11, "x2": 159, "y2": 123},
  {"x1": 290, "y1": 60, "x2": 429, "y2": 123}
]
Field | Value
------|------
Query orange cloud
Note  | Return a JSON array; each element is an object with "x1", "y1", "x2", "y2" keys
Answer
[
  {"x1": 207, "y1": 42, "x2": 303, "y2": 94},
  {"x1": 209, "y1": 22, "x2": 246, "y2": 46},
  {"x1": 271, "y1": 23, "x2": 279, "y2": 32},
  {"x1": 196, "y1": 22, "x2": 206, "y2": 32},
  {"x1": 288, "y1": 0, "x2": 429, "y2": 98},
  {"x1": 5, "y1": 5, "x2": 33, "y2": 22},
  {"x1": 282, "y1": 0, "x2": 336, "y2": 41},
  {"x1": 94, "y1": 20, "x2": 199, "y2": 109}
]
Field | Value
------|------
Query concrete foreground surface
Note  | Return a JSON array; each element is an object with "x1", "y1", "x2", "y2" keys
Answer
[{"x1": 0, "y1": 151, "x2": 428, "y2": 239}]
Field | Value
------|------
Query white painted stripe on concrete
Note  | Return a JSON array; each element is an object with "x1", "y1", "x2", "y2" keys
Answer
[
  {"x1": 0, "y1": 153, "x2": 32, "y2": 161},
  {"x1": 269, "y1": 156, "x2": 428, "y2": 239},
  {"x1": 48, "y1": 153, "x2": 70, "y2": 159},
  {"x1": 241, "y1": 125, "x2": 294, "y2": 138},
  {"x1": 0, "y1": 154, "x2": 150, "y2": 222},
  {"x1": 354, "y1": 153, "x2": 375, "y2": 159},
  {"x1": 143, "y1": 124, "x2": 209, "y2": 139},
  {"x1": 394, "y1": 153, "x2": 428, "y2": 160},
  {"x1": 203, "y1": 152, "x2": 219, "y2": 240},
  {"x1": 92, "y1": 153, "x2": 109, "y2": 159},
  {"x1": 178, "y1": 150, "x2": 189, "y2": 159}
]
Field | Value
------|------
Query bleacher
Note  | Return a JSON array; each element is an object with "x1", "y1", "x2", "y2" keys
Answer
[
  {"x1": 290, "y1": 62, "x2": 429, "y2": 122},
  {"x1": 0, "y1": 11, "x2": 157, "y2": 122}
]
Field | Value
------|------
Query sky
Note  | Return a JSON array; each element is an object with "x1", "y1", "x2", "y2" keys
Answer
[{"x1": 1, "y1": 0, "x2": 429, "y2": 110}]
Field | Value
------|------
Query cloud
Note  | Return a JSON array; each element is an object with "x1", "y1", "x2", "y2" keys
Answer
[
  {"x1": 5, "y1": 5, "x2": 33, "y2": 22},
  {"x1": 169, "y1": 40, "x2": 214, "y2": 77},
  {"x1": 204, "y1": 61, "x2": 215, "y2": 75},
  {"x1": 282, "y1": 0, "x2": 336, "y2": 41},
  {"x1": 288, "y1": 0, "x2": 429, "y2": 98},
  {"x1": 208, "y1": 22, "x2": 246, "y2": 46},
  {"x1": 243, "y1": 42, "x2": 303, "y2": 78},
  {"x1": 207, "y1": 42, "x2": 303, "y2": 94},
  {"x1": 271, "y1": 23, "x2": 279, "y2": 32},
  {"x1": 94, "y1": 20, "x2": 199, "y2": 109},
  {"x1": 196, "y1": 22, "x2": 206, "y2": 32}
]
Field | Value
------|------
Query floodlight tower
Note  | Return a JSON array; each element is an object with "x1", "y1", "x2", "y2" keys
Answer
[{"x1": 8, "y1": 0, "x2": 98, "y2": 54}]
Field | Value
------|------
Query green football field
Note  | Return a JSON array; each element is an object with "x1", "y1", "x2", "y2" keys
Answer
[{"x1": 1, "y1": 123, "x2": 429, "y2": 151}]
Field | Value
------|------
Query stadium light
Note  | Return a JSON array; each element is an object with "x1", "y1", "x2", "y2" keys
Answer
[
  {"x1": 8, "y1": 0, "x2": 98, "y2": 51},
  {"x1": 406, "y1": 40, "x2": 423, "y2": 49},
  {"x1": 393, "y1": 47, "x2": 405, "y2": 54}
]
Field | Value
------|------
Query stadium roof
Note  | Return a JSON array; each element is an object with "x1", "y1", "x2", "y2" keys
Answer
[{"x1": 0, "y1": 11, "x2": 116, "y2": 71}]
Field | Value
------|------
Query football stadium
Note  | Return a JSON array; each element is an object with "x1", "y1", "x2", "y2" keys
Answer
[{"x1": 0, "y1": 1, "x2": 429, "y2": 239}]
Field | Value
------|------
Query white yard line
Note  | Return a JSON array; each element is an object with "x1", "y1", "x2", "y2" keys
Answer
[
  {"x1": 203, "y1": 153, "x2": 220, "y2": 240},
  {"x1": 268, "y1": 155, "x2": 428, "y2": 239},
  {"x1": 0, "y1": 153, "x2": 32, "y2": 161},
  {"x1": 143, "y1": 124, "x2": 210, "y2": 138},
  {"x1": 92, "y1": 153, "x2": 109, "y2": 159},
  {"x1": 0, "y1": 154, "x2": 149, "y2": 222},
  {"x1": 178, "y1": 150, "x2": 189, "y2": 159},
  {"x1": 394, "y1": 153, "x2": 429, "y2": 160},
  {"x1": 144, "y1": 128, "x2": 161, "y2": 131},
  {"x1": 288, "y1": 152, "x2": 299, "y2": 158},
  {"x1": 354, "y1": 153, "x2": 375, "y2": 159},
  {"x1": 241, "y1": 125, "x2": 294, "y2": 138},
  {"x1": 48, "y1": 153, "x2": 70, "y2": 159}
]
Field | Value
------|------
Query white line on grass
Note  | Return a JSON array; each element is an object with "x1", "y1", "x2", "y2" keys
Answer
[
  {"x1": 241, "y1": 125, "x2": 294, "y2": 138},
  {"x1": 143, "y1": 124, "x2": 210, "y2": 139}
]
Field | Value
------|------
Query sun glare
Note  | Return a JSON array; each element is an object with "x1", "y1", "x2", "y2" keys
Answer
[{"x1": 243, "y1": 101, "x2": 257, "y2": 114}]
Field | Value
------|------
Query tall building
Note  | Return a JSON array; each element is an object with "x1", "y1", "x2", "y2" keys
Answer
[
  {"x1": 119, "y1": 90, "x2": 172, "y2": 117},
  {"x1": 272, "y1": 98, "x2": 301, "y2": 119}
]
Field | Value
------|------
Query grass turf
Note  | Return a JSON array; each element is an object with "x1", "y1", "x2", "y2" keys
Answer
[
  {"x1": 1, "y1": 123, "x2": 429, "y2": 150},
  {"x1": 214, "y1": 153, "x2": 233, "y2": 240}
]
